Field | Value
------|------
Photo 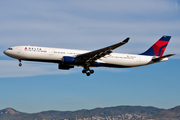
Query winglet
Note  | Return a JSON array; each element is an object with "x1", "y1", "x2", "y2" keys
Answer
[{"x1": 122, "y1": 37, "x2": 130, "y2": 43}]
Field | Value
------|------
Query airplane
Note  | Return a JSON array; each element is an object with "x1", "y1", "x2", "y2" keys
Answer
[{"x1": 3, "y1": 35, "x2": 175, "y2": 76}]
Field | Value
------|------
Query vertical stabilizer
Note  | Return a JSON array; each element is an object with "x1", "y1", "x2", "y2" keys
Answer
[{"x1": 140, "y1": 36, "x2": 171, "y2": 57}]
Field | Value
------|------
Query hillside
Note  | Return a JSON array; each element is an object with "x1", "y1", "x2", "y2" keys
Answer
[
  {"x1": 0, "y1": 105, "x2": 179, "y2": 120},
  {"x1": 148, "y1": 106, "x2": 180, "y2": 120}
]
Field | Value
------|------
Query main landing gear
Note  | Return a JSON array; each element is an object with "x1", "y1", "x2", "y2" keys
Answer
[
  {"x1": 19, "y1": 60, "x2": 22, "y2": 67},
  {"x1": 82, "y1": 65, "x2": 94, "y2": 76}
]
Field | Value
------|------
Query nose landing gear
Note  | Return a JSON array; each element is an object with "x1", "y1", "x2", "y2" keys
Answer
[{"x1": 19, "y1": 60, "x2": 22, "y2": 67}]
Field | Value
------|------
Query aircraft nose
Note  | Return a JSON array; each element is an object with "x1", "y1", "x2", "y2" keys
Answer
[
  {"x1": 3, "y1": 50, "x2": 7, "y2": 55},
  {"x1": 3, "y1": 50, "x2": 10, "y2": 56}
]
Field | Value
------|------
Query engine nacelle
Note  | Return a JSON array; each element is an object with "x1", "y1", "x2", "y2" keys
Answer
[
  {"x1": 62, "y1": 56, "x2": 75, "y2": 64},
  {"x1": 58, "y1": 64, "x2": 74, "y2": 70}
]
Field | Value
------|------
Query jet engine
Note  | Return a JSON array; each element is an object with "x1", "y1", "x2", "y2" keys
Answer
[{"x1": 62, "y1": 56, "x2": 75, "y2": 64}]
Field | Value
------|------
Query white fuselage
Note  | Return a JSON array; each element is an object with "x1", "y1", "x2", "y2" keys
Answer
[{"x1": 4, "y1": 45, "x2": 167, "y2": 68}]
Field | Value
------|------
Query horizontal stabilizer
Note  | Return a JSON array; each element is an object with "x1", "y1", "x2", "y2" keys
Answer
[{"x1": 152, "y1": 54, "x2": 175, "y2": 62}]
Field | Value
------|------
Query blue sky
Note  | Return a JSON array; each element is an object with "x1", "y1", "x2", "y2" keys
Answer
[{"x1": 0, "y1": 0, "x2": 180, "y2": 113}]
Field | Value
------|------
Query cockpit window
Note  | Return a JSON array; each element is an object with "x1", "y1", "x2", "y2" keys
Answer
[{"x1": 8, "y1": 48, "x2": 13, "y2": 50}]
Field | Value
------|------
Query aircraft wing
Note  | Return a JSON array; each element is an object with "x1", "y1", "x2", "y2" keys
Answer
[{"x1": 75, "y1": 37, "x2": 129, "y2": 64}]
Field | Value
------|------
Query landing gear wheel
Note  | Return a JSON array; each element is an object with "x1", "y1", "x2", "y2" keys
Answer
[
  {"x1": 86, "y1": 72, "x2": 91, "y2": 76},
  {"x1": 83, "y1": 64, "x2": 94, "y2": 76},
  {"x1": 82, "y1": 69, "x2": 86, "y2": 74},
  {"x1": 90, "y1": 70, "x2": 94, "y2": 74},
  {"x1": 19, "y1": 63, "x2": 22, "y2": 67}
]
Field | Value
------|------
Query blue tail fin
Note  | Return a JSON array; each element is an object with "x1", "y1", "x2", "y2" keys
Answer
[{"x1": 140, "y1": 36, "x2": 171, "y2": 57}]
